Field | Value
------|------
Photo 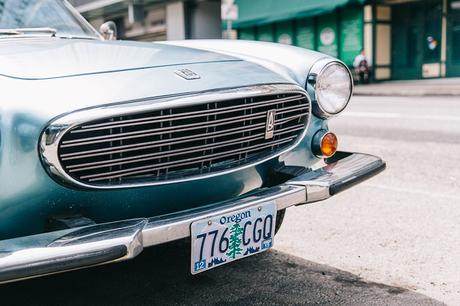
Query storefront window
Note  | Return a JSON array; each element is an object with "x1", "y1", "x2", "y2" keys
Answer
[
  {"x1": 451, "y1": 7, "x2": 460, "y2": 63},
  {"x1": 295, "y1": 18, "x2": 315, "y2": 50},
  {"x1": 339, "y1": 7, "x2": 364, "y2": 66},
  {"x1": 256, "y1": 24, "x2": 274, "y2": 42},
  {"x1": 316, "y1": 13, "x2": 338, "y2": 57},
  {"x1": 275, "y1": 21, "x2": 293, "y2": 45},
  {"x1": 452, "y1": 24, "x2": 460, "y2": 62},
  {"x1": 424, "y1": 2, "x2": 442, "y2": 62},
  {"x1": 238, "y1": 27, "x2": 255, "y2": 40}
]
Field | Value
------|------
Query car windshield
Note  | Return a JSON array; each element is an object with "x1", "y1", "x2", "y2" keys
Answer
[{"x1": 0, "y1": 0, "x2": 100, "y2": 39}]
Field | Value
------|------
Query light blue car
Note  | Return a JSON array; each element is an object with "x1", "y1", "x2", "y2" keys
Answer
[{"x1": 0, "y1": 0, "x2": 385, "y2": 282}]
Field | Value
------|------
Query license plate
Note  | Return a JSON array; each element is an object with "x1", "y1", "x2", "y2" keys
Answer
[{"x1": 191, "y1": 202, "x2": 276, "y2": 274}]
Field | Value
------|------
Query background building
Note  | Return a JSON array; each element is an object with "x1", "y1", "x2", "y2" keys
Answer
[
  {"x1": 70, "y1": 0, "x2": 460, "y2": 81},
  {"x1": 232, "y1": 0, "x2": 460, "y2": 81},
  {"x1": 70, "y1": 0, "x2": 222, "y2": 41}
]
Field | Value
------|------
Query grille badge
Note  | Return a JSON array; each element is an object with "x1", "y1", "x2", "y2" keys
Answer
[{"x1": 265, "y1": 110, "x2": 276, "y2": 139}]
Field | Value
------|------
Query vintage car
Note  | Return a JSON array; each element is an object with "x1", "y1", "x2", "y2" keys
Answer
[{"x1": 0, "y1": 0, "x2": 385, "y2": 282}]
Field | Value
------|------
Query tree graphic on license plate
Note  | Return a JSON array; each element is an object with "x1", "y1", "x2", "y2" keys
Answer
[{"x1": 226, "y1": 223, "x2": 243, "y2": 259}]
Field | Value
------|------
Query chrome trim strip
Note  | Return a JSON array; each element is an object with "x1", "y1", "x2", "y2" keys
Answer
[
  {"x1": 0, "y1": 218, "x2": 146, "y2": 284},
  {"x1": 0, "y1": 151, "x2": 384, "y2": 283},
  {"x1": 40, "y1": 84, "x2": 312, "y2": 190},
  {"x1": 287, "y1": 152, "x2": 386, "y2": 203},
  {"x1": 142, "y1": 184, "x2": 306, "y2": 247},
  {"x1": 63, "y1": 0, "x2": 103, "y2": 40}
]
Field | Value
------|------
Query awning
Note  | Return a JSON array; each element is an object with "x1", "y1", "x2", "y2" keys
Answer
[{"x1": 232, "y1": 0, "x2": 365, "y2": 28}]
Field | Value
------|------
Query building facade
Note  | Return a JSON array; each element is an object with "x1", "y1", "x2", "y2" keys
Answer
[
  {"x1": 233, "y1": 0, "x2": 460, "y2": 81},
  {"x1": 70, "y1": 0, "x2": 222, "y2": 41}
]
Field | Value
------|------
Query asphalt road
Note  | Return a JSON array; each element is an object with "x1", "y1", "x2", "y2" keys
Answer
[{"x1": 1, "y1": 95, "x2": 457, "y2": 305}]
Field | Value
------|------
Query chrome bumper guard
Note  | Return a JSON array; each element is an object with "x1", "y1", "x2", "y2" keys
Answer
[{"x1": 0, "y1": 152, "x2": 385, "y2": 283}]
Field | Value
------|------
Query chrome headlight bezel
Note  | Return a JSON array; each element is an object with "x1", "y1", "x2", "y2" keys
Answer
[{"x1": 307, "y1": 58, "x2": 353, "y2": 118}]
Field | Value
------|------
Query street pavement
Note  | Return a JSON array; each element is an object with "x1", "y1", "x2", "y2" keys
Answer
[
  {"x1": 353, "y1": 78, "x2": 460, "y2": 96},
  {"x1": 0, "y1": 95, "x2": 457, "y2": 305},
  {"x1": 0, "y1": 241, "x2": 442, "y2": 306},
  {"x1": 277, "y1": 95, "x2": 460, "y2": 305}
]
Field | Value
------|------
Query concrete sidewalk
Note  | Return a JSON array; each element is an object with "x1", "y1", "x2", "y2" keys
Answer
[{"x1": 353, "y1": 77, "x2": 460, "y2": 96}]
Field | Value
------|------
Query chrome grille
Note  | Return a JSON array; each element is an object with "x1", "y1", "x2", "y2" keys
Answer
[{"x1": 57, "y1": 90, "x2": 310, "y2": 187}]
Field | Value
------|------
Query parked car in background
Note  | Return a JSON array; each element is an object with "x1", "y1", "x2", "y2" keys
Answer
[{"x1": 0, "y1": 0, "x2": 385, "y2": 283}]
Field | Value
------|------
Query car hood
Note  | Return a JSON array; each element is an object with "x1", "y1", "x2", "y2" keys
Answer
[
  {"x1": 0, "y1": 38, "x2": 240, "y2": 80},
  {"x1": 0, "y1": 38, "x2": 292, "y2": 120}
]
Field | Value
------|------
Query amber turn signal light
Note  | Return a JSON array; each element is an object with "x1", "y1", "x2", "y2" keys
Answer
[
  {"x1": 312, "y1": 130, "x2": 338, "y2": 158},
  {"x1": 320, "y1": 132, "x2": 338, "y2": 157}
]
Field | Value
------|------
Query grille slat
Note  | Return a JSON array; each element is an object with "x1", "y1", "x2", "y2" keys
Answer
[
  {"x1": 58, "y1": 91, "x2": 310, "y2": 186},
  {"x1": 61, "y1": 123, "x2": 267, "y2": 160},
  {"x1": 61, "y1": 112, "x2": 267, "y2": 147},
  {"x1": 76, "y1": 94, "x2": 305, "y2": 132},
  {"x1": 61, "y1": 105, "x2": 307, "y2": 147},
  {"x1": 84, "y1": 137, "x2": 295, "y2": 182},
  {"x1": 66, "y1": 125, "x2": 304, "y2": 173},
  {"x1": 68, "y1": 133, "x2": 265, "y2": 172}
]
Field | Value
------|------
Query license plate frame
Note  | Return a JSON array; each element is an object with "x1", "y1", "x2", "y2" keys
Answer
[{"x1": 190, "y1": 201, "x2": 277, "y2": 274}]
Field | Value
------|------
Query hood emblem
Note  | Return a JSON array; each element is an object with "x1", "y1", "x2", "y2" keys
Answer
[
  {"x1": 265, "y1": 110, "x2": 276, "y2": 139},
  {"x1": 175, "y1": 68, "x2": 201, "y2": 80}
]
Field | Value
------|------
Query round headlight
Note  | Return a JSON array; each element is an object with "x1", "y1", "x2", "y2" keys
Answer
[{"x1": 309, "y1": 60, "x2": 353, "y2": 118}]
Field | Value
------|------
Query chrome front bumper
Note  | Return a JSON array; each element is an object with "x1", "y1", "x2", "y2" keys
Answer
[{"x1": 0, "y1": 152, "x2": 385, "y2": 283}]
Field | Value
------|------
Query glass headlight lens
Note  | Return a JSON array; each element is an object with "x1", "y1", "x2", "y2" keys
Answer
[{"x1": 316, "y1": 63, "x2": 352, "y2": 115}]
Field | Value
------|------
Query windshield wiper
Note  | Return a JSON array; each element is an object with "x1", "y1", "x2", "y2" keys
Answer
[{"x1": 0, "y1": 27, "x2": 57, "y2": 37}]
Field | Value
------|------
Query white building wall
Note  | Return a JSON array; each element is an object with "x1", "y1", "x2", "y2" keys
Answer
[
  {"x1": 166, "y1": 1, "x2": 186, "y2": 40},
  {"x1": 189, "y1": 1, "x2": 222, "y2": 39}
]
